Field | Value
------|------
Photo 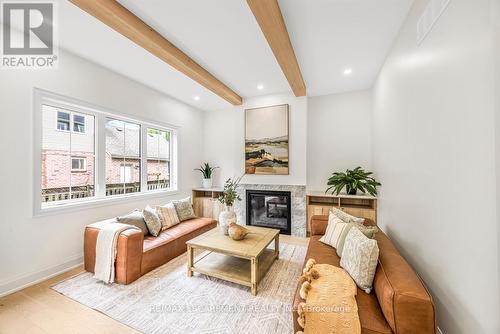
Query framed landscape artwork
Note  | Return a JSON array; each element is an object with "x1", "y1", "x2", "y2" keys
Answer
[{"x1": 245, "y1": 104, "x2": 289, "y2": 175}]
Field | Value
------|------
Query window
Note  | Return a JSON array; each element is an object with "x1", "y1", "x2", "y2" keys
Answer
[
  {"x1": 57, "y1": 111, "x2": 70, "y2": 131},
  {"x1": 35, "y1": 90, "x2": 178, "y2": 213},
  {"x1": 42, "y1": 105, "x2": 95, "y2": 204},
  {"x1": 147, "y1": 128, "x2": 171, "y2": 191},
  {"x1": 73, "y1": 114, "x2": 86, "y2": 133},
  {"x1": 57, "y1": 111, "x2": 86, "y2": 133},
  {"x1": 120, "y1": 164, "x2": 132, "y2": 183},
  {"x1": 71, "y1": 157, "x2": 87, "y2": 171},
  {"x1": 105, "y1": 119, "x2": 141, "y2": 196}
]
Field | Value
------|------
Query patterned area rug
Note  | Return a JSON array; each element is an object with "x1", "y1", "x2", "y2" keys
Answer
[{"x1": 52, "y1": 243, "x2": 306, "y2": 334}]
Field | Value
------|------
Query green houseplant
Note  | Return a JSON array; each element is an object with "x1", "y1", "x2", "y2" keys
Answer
[
  {"x1": 326, "y1": 167, "x2": 381, "y2": 196},
  {"x1": 217, "y1": 175, "x2": 243, "y2": 235},
  {"x1": 194, "y1": 163, "x2": 218, "y2": 189}
]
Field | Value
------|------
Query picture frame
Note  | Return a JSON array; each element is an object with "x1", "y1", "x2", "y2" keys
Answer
[{"x1": 244, "y1": 104, "x2": 289, "y2": 175}]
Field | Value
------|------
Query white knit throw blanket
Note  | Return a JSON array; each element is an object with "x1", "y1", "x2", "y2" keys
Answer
[{"x1": 93, "y1": 222, "x2": 139, "y2": 284}]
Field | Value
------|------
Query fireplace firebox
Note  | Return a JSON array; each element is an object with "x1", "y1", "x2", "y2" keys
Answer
[{"x1": 246, "y1": 190, "x2": 291, "y2": 235}]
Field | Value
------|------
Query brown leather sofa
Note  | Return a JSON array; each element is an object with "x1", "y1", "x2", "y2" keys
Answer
[
  {"x1": 84, "y1": 217, "x2": 217, "y2": 284},
  {"x1": 293, "y1": 216, "x2": 436, "y2": 334}
]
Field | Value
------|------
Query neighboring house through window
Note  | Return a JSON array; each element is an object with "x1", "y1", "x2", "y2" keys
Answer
[
  {"x1": 57, "y1": 111, "x2": 86, "y2": 133},
  {"x1": 57, "y1": 111, "x2": 70, "y2": 131},
  {"x1": 120, "y1": 164, "x2": 133, "y2": 183},
  {"x1": 71, "y1": 157, "x2": 87, "y2": 172},
  {"x1": 73, "y1": 114, "x2": 86, "y2": 133}
]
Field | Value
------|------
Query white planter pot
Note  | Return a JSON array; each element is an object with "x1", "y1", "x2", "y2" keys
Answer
[
  {"x1": 202, "y1": 178, "x2": 212, "y2": 189},
  {"x1": 219, "y1": 207, "x2": 236, "y2": 235}
]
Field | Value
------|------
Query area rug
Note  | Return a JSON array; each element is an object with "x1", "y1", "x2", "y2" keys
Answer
[{"x1": 52, "y1": 243, "x2": 306, "y2": 334}]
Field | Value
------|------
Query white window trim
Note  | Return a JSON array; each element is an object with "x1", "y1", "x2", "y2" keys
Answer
[
  {"x1": 33, "y1": 88, "x2": 179, "y2": 217},
  {"x1": 71, "y1": 157, "x2": 87, "y2": 172},
  {"x1": 55, "y1": 110, "x2": 87, "y2": 135}
]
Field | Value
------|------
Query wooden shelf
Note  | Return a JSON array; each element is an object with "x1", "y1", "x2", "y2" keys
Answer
[
  {"x1": 306, "y1": 192, "x2": 378, "y2": 236},
  {"x1": 192, "y1": 188, "x2": 225, "y2": 219},
  {"x1": 191, "y1": 249, "x2": 277, "y2": 287}
]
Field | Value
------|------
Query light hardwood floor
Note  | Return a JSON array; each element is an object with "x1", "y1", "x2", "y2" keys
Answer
[{"x1": 0, "y1": 234, "x2": 308, "y2": 334}]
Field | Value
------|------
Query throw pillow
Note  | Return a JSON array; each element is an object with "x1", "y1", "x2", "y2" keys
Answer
[
  {"x1": 172, "y1": 197, "x2": 196, "y2": 222},
  {"x1": 319, "y1": 212, "x2": 378, "y2": 257},
  {"x1": 116, "y1": 210, "x2": 149, "y2": 235},
  {"x1": 336, "y1": 223, "x2": 379, "y2": 258},
  {"x1": 319, "y1": 214, "x2": 349, "y2": 249},
  {"x1": 157, "y1": 202, "x2": 180, "y2": 230},
  {"x1": 340, "y1": 227, "x2": 379, "y2": 293},
  {"x1": 330, "y1": 207, "x2": 365, "y2": 224},
  {"x1": 143, "y1": 205, "x2": 162, "y2": 237}
]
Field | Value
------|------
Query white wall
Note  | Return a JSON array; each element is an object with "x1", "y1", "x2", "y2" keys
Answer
[
  {"x1": 372, "y1": 0, "x2": 499, "y2": 333},
  {"x1": 0, "y1": 49, "x2": 205, "y2": 296},
  {"x1": 494, "y1": 0, "x2": 500, "y2": 322},
  {"x1": 202, "y1": 93, "x2": 307, "y2": 186},
  {"x1": 307, "y1": 90, "x2": 372, "y2": 191}
]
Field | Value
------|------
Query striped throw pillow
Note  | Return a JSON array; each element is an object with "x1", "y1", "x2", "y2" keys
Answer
[
  {"x1": 157, "y1": 202, "x2": 180, "y2": 230},
  {"x1": 319, "y1": 213, "x2": 350, "y2": 249},
  {"x1": 320, "y1": 211, "x2": 379, "y2": 257}
]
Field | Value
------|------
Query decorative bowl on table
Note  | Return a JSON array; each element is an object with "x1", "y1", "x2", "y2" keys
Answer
[{"x1": 228, "y1": 223, "x2": 250, "y2": 241}]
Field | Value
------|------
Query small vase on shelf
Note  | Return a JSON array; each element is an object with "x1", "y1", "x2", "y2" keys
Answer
[
  {"x1": 202, "y1": 178, "x2": 212, "y2": 189},
  {"x1": 219, "y1": 206, "x2": 236, "y2": 235}
]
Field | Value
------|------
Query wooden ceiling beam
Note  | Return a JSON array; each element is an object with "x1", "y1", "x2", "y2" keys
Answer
[
  {"x1": 247, "y1": 0, "x2": 306, "y2": 96},
  {"x1": 69, "y1": 0, "x2": 242, "y2": 105}
]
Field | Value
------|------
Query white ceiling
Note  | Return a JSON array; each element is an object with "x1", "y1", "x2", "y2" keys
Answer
[{"x1": 57, "y1": 0, "x2": 413, "y2": 111}]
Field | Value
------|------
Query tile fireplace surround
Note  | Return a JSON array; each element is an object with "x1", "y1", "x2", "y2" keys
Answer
[{"x1": 234, "y1": 184, "x2": 307, "y2": 237}]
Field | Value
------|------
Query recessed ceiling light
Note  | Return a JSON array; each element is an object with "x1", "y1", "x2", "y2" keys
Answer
[
  {"x1": 343, "y1": 68, "x2": 353, "y2": 75},
  {"x1": 257, "y1": 84, "x2": 264, "y2": 90},
  {"x1": 193, "y1": 96, "x2": 200, "y2": 101}
]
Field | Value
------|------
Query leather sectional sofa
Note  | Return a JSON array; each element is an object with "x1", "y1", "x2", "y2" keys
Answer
[
  {"x1": 293, "y1": 215, "x2": 436, "y2": 334},
  {"x1": 84, "y1": 216, "x2": 217, "y2": 284}
]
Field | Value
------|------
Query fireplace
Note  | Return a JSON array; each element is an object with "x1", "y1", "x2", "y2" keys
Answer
[{"x1": 246, "y1": 190, "x2": 291, "y2": 235}]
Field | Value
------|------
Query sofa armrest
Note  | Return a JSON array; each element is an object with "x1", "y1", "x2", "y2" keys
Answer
[
  {"x1": 311, "y1": 215, "x2": 329, "y2": 236},
  {"x1": 84, "y1": 224, "x2": 144, "y2": 284},
  {"x1": 115, "y1": 229, "x2": 144, "y2": 284}
]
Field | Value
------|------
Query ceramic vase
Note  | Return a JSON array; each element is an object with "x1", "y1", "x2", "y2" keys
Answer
[
  {"x1": 219, "y1": 206, "x2": 236, "y2": 235},
  {"x1": 202, "y1": 178, "x2": 212, "y2": 189}
]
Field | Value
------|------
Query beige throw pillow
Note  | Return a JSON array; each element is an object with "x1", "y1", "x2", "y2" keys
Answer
[
  {"x1": 330, "y1": 207, "x2": 365, "y2": 224},
  {"x1": 143, "y1": 205, "x2": 162, "y2": 237},
  {"x1": 157, "y1": 203, "x2": 180, "y2": 230},
  {"x1": 320, "y1": 212, "x2": 378, "y2": 257},
  {"x1": 319, "y1": 214, "x2": 348, "y2": 249},
  {"x1": 116, "y1": 210, "x2": 149, "y2": 235},
  {"x1": 340, "y1": 228, "x2": 379, "y2": 293},
  {"x1": 172, "y1": 197, "x2": 196, "y2": 222}
]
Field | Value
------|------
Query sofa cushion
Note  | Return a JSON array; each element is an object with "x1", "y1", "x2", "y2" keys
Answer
[
  {"x1": 330, "y1": 207, "x2": 365, "y2": 224},
  {"x1": 340, "y1": 228, "x2": 379, "y2": 293},
  {"x1": 157, "y1": 202, "x2": 180, "y2": 230},
  {"x1": 143, "y1": 205, "x2": 162, "y2": 237},
  {"x1": 173, "y1": 197, "x2": 197, "y2": 221},
  {"x1": 373, "y1": 233, "x2": 436, "y2": 333},
  {"x1": 116, "y1": 211, "x2": 149, "y2": 235},
  {"x1": 141, "y1": 217, "x2": 216, "y2": 274},
  {"x1": 143, "y1": 217, "x2": 216, "y2": 252}
]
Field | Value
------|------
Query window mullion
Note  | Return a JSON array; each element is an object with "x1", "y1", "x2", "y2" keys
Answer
[
  {"x1": 96, "y1": 114, "x2": 106, "y2": 198},
  {"x1": 141, "y1": 126, "x2": 147, "y2": 193}
]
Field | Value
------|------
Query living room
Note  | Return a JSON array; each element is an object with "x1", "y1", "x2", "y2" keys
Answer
[{"x1": 0, "y1": 0, "x2": 499, "y2": 333}]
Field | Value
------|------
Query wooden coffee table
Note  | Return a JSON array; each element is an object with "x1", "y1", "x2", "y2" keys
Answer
[{"x1": 186, "y1": 226, "x2": 280, "y2": 296}]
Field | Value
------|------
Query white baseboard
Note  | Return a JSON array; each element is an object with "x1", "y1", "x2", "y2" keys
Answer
[
  {"x1": 437, "y1": 326, "x2": 444, "y2": 334},
  {"x1": 0, "y1": 254, "x2": 84, "y2": 297}
]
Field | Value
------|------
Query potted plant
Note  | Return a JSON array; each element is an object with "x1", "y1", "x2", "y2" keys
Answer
[
  {"x1": 194, "y1": 163, "x2": 218, "y2": 189},
  {"x1": 217, "y1": 175, "x2": 243, "y2": 235},
  {"x1": 326, "y1": 167, "x2": 381, "y2": 196}
]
